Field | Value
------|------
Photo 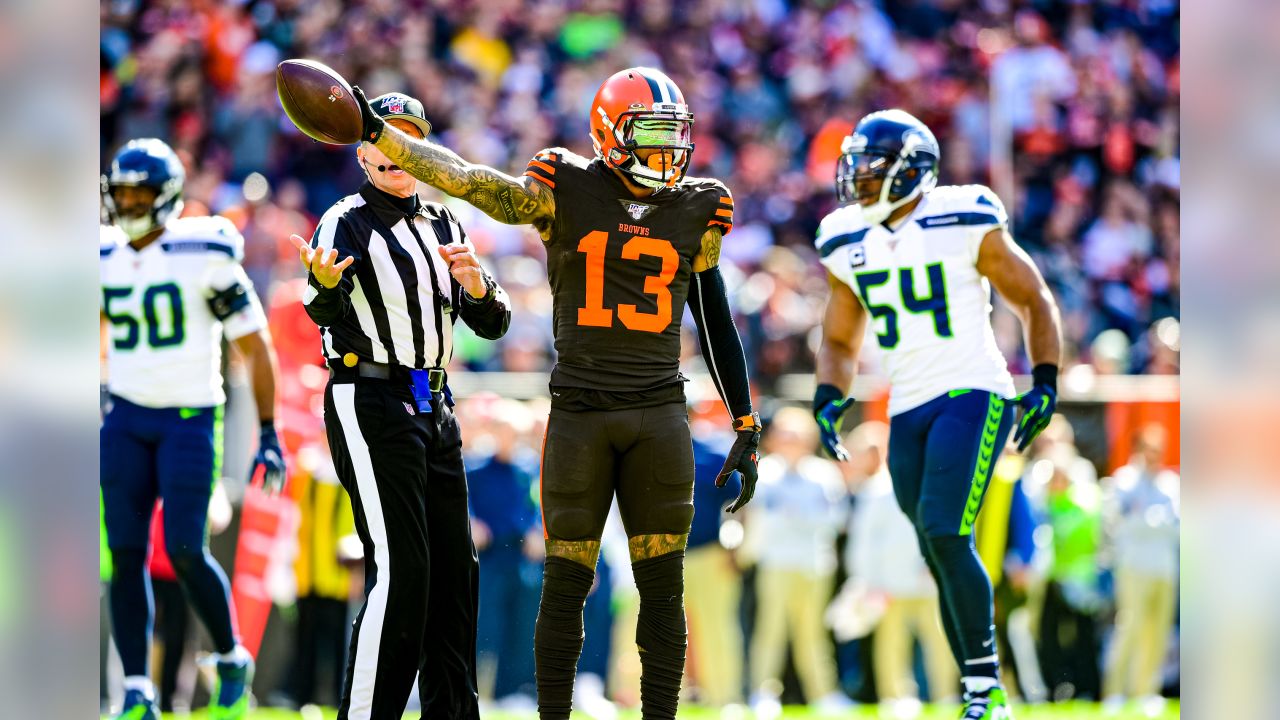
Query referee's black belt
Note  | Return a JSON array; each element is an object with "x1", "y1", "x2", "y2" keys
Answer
[{"x1": 329, "y1": 358, "x2": 447, "y2": 392}]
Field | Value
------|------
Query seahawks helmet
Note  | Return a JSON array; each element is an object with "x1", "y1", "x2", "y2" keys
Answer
[
  {"x1": 102, "y1": 138, "x2": 185, "y2": 240},
  {"x1": 836, "y1": 109, "x2": 939, "y2": 224}
]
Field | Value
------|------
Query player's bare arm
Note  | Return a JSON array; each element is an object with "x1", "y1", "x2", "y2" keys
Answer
[
  {"x1": 374, "y1": 125, "x2": 555, "y2": 232},
  {"x1": 813, "y1": 272, "x2": 869, "y2": 461},
  {"x1": 691, "y1": 224, "x2": 723, "y2": 272},
  {"x1": 976, "y1": 228, "x2": 1063, "y2": 368},
  {"x1": 816, "y1": 272, "x2": 869, "y2": 393},
  {"x1": 231, "y1": 330, "x2": 279, "y2": 425}
]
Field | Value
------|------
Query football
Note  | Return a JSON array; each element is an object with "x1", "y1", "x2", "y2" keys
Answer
[{"x1": 275, "y1": 59, "x2": 363, "y2": 145}]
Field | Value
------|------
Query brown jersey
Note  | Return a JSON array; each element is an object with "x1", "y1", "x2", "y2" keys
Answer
[{"x1": 524, "y1": 148, "x2": 734, "y2": 401}]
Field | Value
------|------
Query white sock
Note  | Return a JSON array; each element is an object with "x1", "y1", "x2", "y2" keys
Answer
[
  {"x1": 214, "y1": 644, "x2": 252, "y2": 665},
  {"x1": 122, "y1": 675, "x2": 155, "y2": 698},
  {"x1": 963, "y1": 675, "x2": 999, "y2": 694}
]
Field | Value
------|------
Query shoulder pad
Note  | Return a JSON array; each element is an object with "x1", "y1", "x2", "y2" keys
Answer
[
  {"x1": 918, "y1": 185, "x2": 1008, "y2": 227},
  {"x1": 100, "y1": 224, "x2": 126, "y2": 257},
  {"x1": 685, "y1": 176, "x2": 734, "y2": 234},
  {"x1": 161, "y1": 215, "x2": 244, "y2": 261},
  {"x1": 524, "y1": 147, "x2": 590, "y2": 189},
  {"x1": 815, "y1": 205, "x2": 869, "y2": 259}
]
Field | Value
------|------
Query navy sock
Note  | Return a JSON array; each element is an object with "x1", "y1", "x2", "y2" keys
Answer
[
  {"x1": 108, "y1": 548, "x2": 153, "y2": 678},
  {"x1": 535, "y1": 556, "x2": 596, "y2": 719},
  {"x1": 632, "y1": 551, "x2": 687, "y2": 720},
  {"x1": 923, "y1": 534, "x2": 1000, "y2": 682},
  {"x1": 169, "y1": 550, "x2": 238, "y2": 654},
  {"x1": 917, "y1": 534, "x2": 965, "y2": 670}
]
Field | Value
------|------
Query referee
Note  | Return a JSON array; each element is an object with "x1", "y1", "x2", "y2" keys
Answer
[{"x1": 288, "y1": 92, "x2": 510, "y2": 720}]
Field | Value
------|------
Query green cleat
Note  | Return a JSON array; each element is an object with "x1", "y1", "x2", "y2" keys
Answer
[
  {"x1": 209, "y1": 656, "x2": 253, "y2": 720},
  {"x1": 960, "y1": 686, "x2": 1014, "y2": 720},
  {"x1": 114, "y1": 690, "x2": 159, "y2": 720}
]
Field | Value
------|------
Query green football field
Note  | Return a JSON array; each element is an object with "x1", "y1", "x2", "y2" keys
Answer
[{"x1": 135, "y1": 701, "x2": 1179, "y2": 719}]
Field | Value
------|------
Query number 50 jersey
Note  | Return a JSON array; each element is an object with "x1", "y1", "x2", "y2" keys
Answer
[
  {"x1": 816, "y1": 185, "x2": 1016, "y2": 417},
  {"x1": 524, "y1": 148, "x2": 733, "y2": 394},
  {"x1": 101, "y1": 216, "x2": 267, "y2": 408}
]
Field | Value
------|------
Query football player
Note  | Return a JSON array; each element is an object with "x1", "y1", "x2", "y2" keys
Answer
[
  {"x1": 345, "y1": 69, "x2": 761, "y2": 719},
  {"x1": 812, "y1": 110, "x2": 1063, "y2": 720},
  {"x1": 101, "y1": 139, "x2": 286, "y2": 720}
]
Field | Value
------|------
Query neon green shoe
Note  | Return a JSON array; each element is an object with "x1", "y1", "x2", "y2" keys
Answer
[
  {"x1": 960, "y1": 686, "x2": 1014, "y2": 720},
  {"x1": 209, "y1": 656, "x2": 253, "y2": 720},
  {"x1": 114, "y1": 690, "x2": 159, "y2": 720}
]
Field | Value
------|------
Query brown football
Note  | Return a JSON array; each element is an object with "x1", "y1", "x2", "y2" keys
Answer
[{"x1": 276, "y1": 59, "x2": 362, "y2": 145}]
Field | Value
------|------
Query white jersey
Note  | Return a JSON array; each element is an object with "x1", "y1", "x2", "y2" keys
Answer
[
  {"x1": 817, "y1": 184, "x2": 1016, "y2": 416},
  {"x1": 101, "y1": 216, "x2": 267, "y2": 408}
]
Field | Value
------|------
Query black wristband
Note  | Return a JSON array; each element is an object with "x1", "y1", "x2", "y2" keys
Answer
[
  {"x1": 1031, "y1": 364, "x2": 1058, "y2": 393},
  {"x1": 260, "y1": 419, "x2": 276, "y2": 433},
  {"x1": 813, "y1": 383, "x2": 845, "y2": 416}
]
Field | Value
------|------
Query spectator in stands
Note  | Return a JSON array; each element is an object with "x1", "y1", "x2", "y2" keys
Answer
[
  {"x1": 282, "y1": 446, "x2": 355, "y2": 709},
  {"x1": 467, "y1": 400, "x2": 542, "y2": 710},
  {"x1": 1101, "y1": 424, "x2": 1179, "y2": 715},
  {"x1": 834, "y1": 421, "x2": 956, "y2": 716},
  {"x1": 683, "y1": 423, "x2": 745, "y2": 709},
  {"x1": 100, "y1": 0, "x2": 1178, "y2": 379},
  {"x1": 741, "y1": 407, "x2": 852, "y2": 717},
  {"x1": 1036, "y1": 453, "x2": 1104, "y2": 701}
]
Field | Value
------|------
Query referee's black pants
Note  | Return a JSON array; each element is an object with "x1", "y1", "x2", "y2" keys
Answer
[{"x1": 324, "y1": 376, "x2": 480, "y2": 720}]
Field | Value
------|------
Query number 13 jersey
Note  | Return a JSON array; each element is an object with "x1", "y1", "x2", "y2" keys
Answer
[
  {"x1": 816, "y1": 184, "x2": 1016, "y2": 417},
  {"x1": 524, "y1": 148, "x2": 733, "y2": 396}
]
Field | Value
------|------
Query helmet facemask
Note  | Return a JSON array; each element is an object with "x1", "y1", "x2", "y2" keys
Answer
[
  {"x1": 836, "y1": 133, "x2": 937, "y2": 225},
  {"x1": 596, "y1": 104, "x2": 694, "y2": 190},
  {"x1": 103, "y1": 177, "x2": 184, "y2": 240}
]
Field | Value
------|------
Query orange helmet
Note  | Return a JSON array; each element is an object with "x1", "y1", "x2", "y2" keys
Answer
[{"x1": 589, "y1": 67, "x2": 694, "y2": 190}]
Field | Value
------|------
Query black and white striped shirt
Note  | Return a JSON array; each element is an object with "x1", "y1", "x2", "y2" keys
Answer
[{"x1": 303, "y1": 183, "x2": 510, "y2": 368}]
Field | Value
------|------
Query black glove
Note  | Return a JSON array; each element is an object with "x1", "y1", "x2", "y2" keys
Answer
[
  {"x1": 1013, "y1": 364, "x2": 1058, "y2": 452},
  {"x1": 813, "y1": 383, "x2": 855, "y2": 462},
  {"x1": 250, "y1": 421, "x2": 287, "y2": 494},
  {"x1": 351, "y1": 85, "x2": 385, "y2": 145},
  {"x1": 718, "y1": 412, "x2": 763, "y2": 513}
]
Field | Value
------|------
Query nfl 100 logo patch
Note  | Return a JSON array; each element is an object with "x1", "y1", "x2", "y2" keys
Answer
[
  {"x1": 619, "y1": 200, "x2": 657, "y2": 221},
  {"x1": 382, "y1": 95, "x2": 407, "y2": 114}
]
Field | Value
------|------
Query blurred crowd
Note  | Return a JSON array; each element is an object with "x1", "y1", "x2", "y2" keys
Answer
[{"x1": 100, "y1": 0, "x2": 1180, "y2": 391}]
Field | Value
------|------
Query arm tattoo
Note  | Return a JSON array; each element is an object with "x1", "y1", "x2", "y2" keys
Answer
[
  {"x1": 546, "y1": 538, "x2": 601, "y2": 569},
  {"x1": 377, "y1": 131, "x2": 553, "y2": 226},
  {"x1": 698, "y1": 226, "x2": 723, "y2": 269},
  {"x1": 628, "y1": 533, "x2": 689, "y2": 561}
]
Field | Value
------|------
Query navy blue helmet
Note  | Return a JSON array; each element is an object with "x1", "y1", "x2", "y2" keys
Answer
[
  {"x1": 102, "y1": 138, "x2": 185, "y2": 239},
  {"x1": 836, "y1": 109, "x2": 939, "y2": 224}
]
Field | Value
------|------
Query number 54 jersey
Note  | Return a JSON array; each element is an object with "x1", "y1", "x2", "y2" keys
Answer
[
  {"x1": 101, "y1": 216, "x2": 267, "y2": 409},
  {"x1": 816, "y1": 185, "x2": 1016, "y2": 417},
  {"x1": 523, "y1": 148, "x2": 733, "y2": 394}
]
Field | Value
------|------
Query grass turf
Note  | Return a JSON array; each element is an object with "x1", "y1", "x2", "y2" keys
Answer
[{"x1": 137, "y1": 700, "x2": 1179, "y2": 719}]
